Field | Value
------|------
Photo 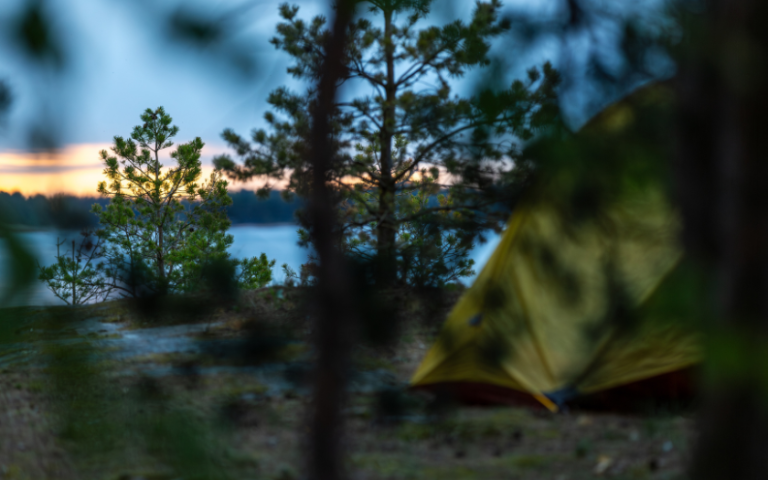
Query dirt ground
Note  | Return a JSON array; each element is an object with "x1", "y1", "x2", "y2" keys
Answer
[{"x1": 0, "y1": 288, "x2": 694, "y2": 480}]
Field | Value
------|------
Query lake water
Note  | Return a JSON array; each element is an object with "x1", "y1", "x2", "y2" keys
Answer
[{"x1": 0, "y1": 225, "x2": 501, "y2": 306}]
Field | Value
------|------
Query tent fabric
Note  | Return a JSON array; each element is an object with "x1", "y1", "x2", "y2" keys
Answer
[{"x1": 410, "y1": 188, "x2": 701, "y2": 411}]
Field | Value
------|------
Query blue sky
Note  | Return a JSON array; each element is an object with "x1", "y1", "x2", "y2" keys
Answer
[
  {"x1": 0, "y1": 0, "x2": 668, "y2": 195},
  {"x1": 0, "y1": 0, "x2": 320, "y2": 149}
]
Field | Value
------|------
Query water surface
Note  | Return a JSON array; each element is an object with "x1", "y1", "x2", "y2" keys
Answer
[{"x1": 1, "y1": 225, "x2": 500, "y2": 306}]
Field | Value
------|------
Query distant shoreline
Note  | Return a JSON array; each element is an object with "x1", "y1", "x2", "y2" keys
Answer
[
  {"x1": 0, "y1": 189, "x2": 302, "y2": 229},
  {"x1": 230, "y1": 222, "x2": 298, "y2": 228},
  {"x1": 5, "y1": 222, "x2": 300, "y2": 232}
]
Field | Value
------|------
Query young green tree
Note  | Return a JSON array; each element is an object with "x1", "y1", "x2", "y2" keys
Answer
[
  {"x1": 38, "y1": 231, "x2": 112, "y2": 306},
  {"x1": 214, "y1": 0, "x2": 560, "y2": 284},
  {"x1": 93, "y1": 107, "x2": 274, "y2": 297}
]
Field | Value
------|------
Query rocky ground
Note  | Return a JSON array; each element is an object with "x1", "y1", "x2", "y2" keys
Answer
[{"x1": 0, "y1": 288, "x2": 693, "y2": 480}]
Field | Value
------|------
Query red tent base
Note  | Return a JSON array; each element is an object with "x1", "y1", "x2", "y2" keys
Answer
[
  {"x1": 412, "y1": 368, "x2": 698, "y2": 413},
  {"x1": 572, "y1": 368, "x2": 697, "y2": 413}
]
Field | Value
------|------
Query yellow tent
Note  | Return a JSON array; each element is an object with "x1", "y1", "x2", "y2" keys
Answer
[{"x1": 411, "y1": 90, "x2": 701, "y2": 412}]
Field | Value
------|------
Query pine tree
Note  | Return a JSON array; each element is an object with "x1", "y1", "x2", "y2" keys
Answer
[
  {"x1": 92, "y1": 107, "x2": 274, "y2": 297},
  {"x1": 38, "y1": 231, "x2": 112, "y2": 305},
  {"x1": 214, "y1": 0, "x2": 560, "y2": 284}
]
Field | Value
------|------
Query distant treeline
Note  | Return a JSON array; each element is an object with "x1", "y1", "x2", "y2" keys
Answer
[
  {"x1": 0, "y1": 190, "x2": 301, "y2": 229},
  {"x1": 227, "y1": 190, "x2": 301, "y2": 224}
]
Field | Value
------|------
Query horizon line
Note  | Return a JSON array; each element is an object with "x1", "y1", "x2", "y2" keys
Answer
[{"x1": 0, "y1": 187, "x2": 289, "y2": 199}]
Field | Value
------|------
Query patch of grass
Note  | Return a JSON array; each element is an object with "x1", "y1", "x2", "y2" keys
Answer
[
  {"x1": 273, "y1": 465, "x2": 296, "y2": 480},
  {"x1": 401, "y1": 332, "x2": 416, "y2": 344},
  {"x1": 642, "y1": 416, "x2": 678, "y2": 440},
  {"x1": 420, "y1": 465, "x2": 481, "y2": 480},
  {"x1": 222, "y1": 382, "x2": 269, "y2": 398},
  {"x1": 26, "y1": 379, "x2": 47, "y2": 393},
  {"x1": 397, "y1": 423, "x2": 437, "y2": 442},
  {"x1": 507, "y1": 454, "x2": 551, "y2": 469},
  {"x1": 1, "y1": 464, "x2": 22, "y2": 479},
  {"x1": 352, "y1": 454, "x2": 423, "y2": 480},
  {"x1": 479, "y1": 423, "x2": 504, "y2": 439},
  {"x1": 602, "y1": 428, "x2": 626, "y2": 441},
  {"x1": 575, "y1": 439, "x2": 592, "y2": 458},
  {"x1": 224, "y1": 448, "x2": 261, "y2": 469},
  {"x1": 533, "y1": 428, "x2": 560, "y2": 439},
  {"x1": 273, "y1": 343, "x2": 308, "y2": 362},
  {"x1": 355, "y1": 354, "x2": 396, "y2": 372},
  {"x1": 626, "y1": 465, "x2": 652, "y2": 479}
]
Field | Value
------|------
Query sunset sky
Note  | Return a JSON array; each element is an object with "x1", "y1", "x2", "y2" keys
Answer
[
  {"x1": 0, "y1": 143, "x2": 271, "y2": 196},
  {"x1": 0, "y1": 144, "x2": 108, "y2": 196}
]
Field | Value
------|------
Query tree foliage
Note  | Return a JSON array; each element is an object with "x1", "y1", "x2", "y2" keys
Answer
[
  {"x1": 344, "y1": 169, "x2": 475, "y2": 287},
  {"x1": 215, "y1": 0, "x2": 560, "y2": 284},
  {"x1": 90, "y1": 107, "x2": 274, "y2": 297},
  {"x1": 38, "y1": 231, "x2": 112, "y2": 306}
]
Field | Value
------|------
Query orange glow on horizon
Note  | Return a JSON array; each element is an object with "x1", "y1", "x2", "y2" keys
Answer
[
  {"x1": 0, "y1": 143, "x2": 275, "y2": 197},
  {"x1": 0, "y1": 144, "x2": 109, "y2": 196}
]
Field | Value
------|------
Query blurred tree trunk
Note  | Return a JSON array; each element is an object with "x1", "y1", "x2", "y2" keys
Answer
[
  {"x1": 676, "y1": 0, "x2": 768, "y2": 478},
  {"x1": 305, "y1": 1, "x2": 356, "y2": 480}
]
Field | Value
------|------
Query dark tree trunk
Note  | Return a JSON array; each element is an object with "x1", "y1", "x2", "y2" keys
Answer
[
  {"x1": 677, "y1": 0, "x2": 768, "y2": 478},
  {"x1": 71, "y1": 240, "x2": 76, "y2": 305},
  {"x1": 305, "y1": 1, "x2": 356, "y2": 480},
  {"x1": 158, "y1": 224, "x2": 165, "y2": 284},
  {"x1": 154, "y1": 148, "x2": 167, "y2": 289},
  {"x1": 376, "y1": 7, "x2": 397, "y2": 285}
]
